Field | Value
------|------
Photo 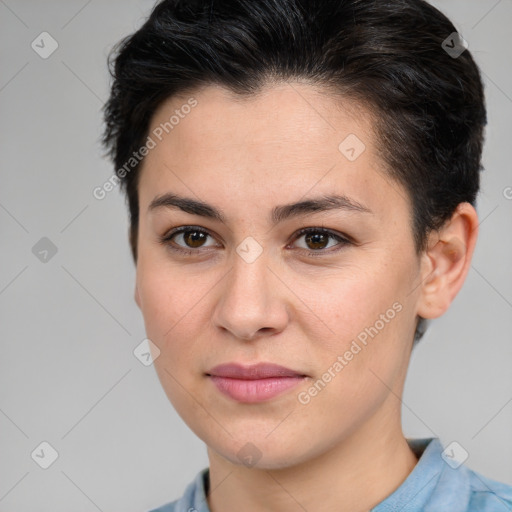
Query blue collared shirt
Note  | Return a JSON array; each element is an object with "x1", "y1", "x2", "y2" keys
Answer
[{"x1": 148, "y1": 438, "x2": 512, "y2": 512}]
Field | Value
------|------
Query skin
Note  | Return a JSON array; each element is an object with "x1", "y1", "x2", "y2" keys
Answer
[{"x1": 134, "y1": 82, "x2": 479, "y2": 512}]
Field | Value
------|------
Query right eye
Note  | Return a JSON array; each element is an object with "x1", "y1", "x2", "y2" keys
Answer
[{"x1": 158, "y1": 226, "x2": 220, "y2": 255}]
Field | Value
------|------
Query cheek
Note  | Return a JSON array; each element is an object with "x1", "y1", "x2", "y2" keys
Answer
[
  {"x1": 135, "y1": 260, "x2": 211, "y2": 365},
  {"x1": 308, "y1": 265, "x2": 400, "y2": 345},
  {"x1": 137, "y1": 263, "x2": 210, "y2": 413},
  {"x1": 306, "y1": 258, "x2": 412, "y2": 384}
]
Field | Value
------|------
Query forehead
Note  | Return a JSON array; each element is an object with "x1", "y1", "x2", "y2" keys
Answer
[
  {"x1": 138, "y1": 82, "x2": 410, "y2": 226},
  {"x1": 147, "y1": 82, "x2": 369, "y2": 155}
]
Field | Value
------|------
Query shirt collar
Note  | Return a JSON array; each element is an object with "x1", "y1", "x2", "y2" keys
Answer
[{"x1": 371, "y1": 437, "x2": 443, "y2": 511}]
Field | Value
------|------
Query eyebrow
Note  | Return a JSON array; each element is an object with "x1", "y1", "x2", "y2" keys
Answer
[{"x1": 148, "y1": 192, "x2": 373, "y2": 224}]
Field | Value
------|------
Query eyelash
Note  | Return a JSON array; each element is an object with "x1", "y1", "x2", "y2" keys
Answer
[{"x1": 158, "y1": 226, "x2": 352, "y2": 258}]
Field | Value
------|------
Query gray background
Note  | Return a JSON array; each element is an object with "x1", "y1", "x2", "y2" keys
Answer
[{"x1": 0, "y1": 1, "x2": 511, "y2": 511}]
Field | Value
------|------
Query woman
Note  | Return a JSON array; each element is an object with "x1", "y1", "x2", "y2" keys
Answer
[{"x1": 102, "y1": 0, "x2": 512, "y2": 510}]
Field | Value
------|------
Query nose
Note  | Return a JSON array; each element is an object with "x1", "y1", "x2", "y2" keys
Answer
[{"x1": 211, "y1": 250, "x2": 289, "y2": 341}]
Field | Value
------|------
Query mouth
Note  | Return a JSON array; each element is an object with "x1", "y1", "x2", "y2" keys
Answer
[{"x1": 206, "y1": 362, "x2": 308, "y2": 403}]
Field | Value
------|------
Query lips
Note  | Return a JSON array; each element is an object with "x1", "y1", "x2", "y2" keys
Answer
[
  {"x1": 206, "y1": 362, "x2": 306, "y2": 379},
  {"x1": 206, "y1": 363, "x2": 307, "y2": 403}
]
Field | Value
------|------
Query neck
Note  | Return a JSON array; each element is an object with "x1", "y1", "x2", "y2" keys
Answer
[{"x1": 206, "y1": 406, "x2": 419, "y2": 512}]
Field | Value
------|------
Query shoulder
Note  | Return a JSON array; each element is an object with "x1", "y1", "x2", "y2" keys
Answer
[
  {"x1": 147, "y1": 501, "x2": 177, "y2": 512},
  {"x1": 430, "y1": 462, "x2": 512, "y2": 511},
  {"x1": 146, "y1": 467, "x2": 210, "y2": 512},
  {"x1": 465, "y1": 470, "x2": 512, "y2": 511},
  {"x1": 391, "y1": 438, "x2": 512, "y2": 512},
  {"x1": 147, "y1": 495, "x2": 198, "y2": 512}
]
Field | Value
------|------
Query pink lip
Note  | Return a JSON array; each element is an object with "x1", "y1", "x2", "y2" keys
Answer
[
  {"x1": 206, "y1": 363, "x2": 307, "y2": 403},
  {"x1": 207, "y1": 362, "x2": 306, "y2": 379}
]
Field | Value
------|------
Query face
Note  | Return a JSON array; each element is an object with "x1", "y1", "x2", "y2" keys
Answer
[{"x1": 134, "y1": 82, "x2": 425, "y2": 469}]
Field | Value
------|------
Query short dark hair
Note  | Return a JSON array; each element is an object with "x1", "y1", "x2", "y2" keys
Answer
[{"x1": 102, "y1": 0, "x2": 486, "y2": 344}]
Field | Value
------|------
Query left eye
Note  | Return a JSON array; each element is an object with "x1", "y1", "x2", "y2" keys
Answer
[
  {"x1": 159, "y1": 226, "x2": 351, "y2": 256},
  {"x1": 292, "y1": 227, "x2": 350, "y2": 253}
]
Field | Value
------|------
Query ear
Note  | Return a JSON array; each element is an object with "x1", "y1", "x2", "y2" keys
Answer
[{"x1": 416, "y1": 202, "x2": 479, "y2": 320}]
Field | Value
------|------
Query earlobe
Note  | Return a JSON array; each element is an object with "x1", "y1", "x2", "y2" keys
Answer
[{"x1": 416, "y1": 202, "x2": 479, "y2": 320}]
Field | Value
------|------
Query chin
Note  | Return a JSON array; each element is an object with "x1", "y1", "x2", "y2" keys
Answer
[{"x1": 206, "y1": 432, "x2": 317, "y2": 471}]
